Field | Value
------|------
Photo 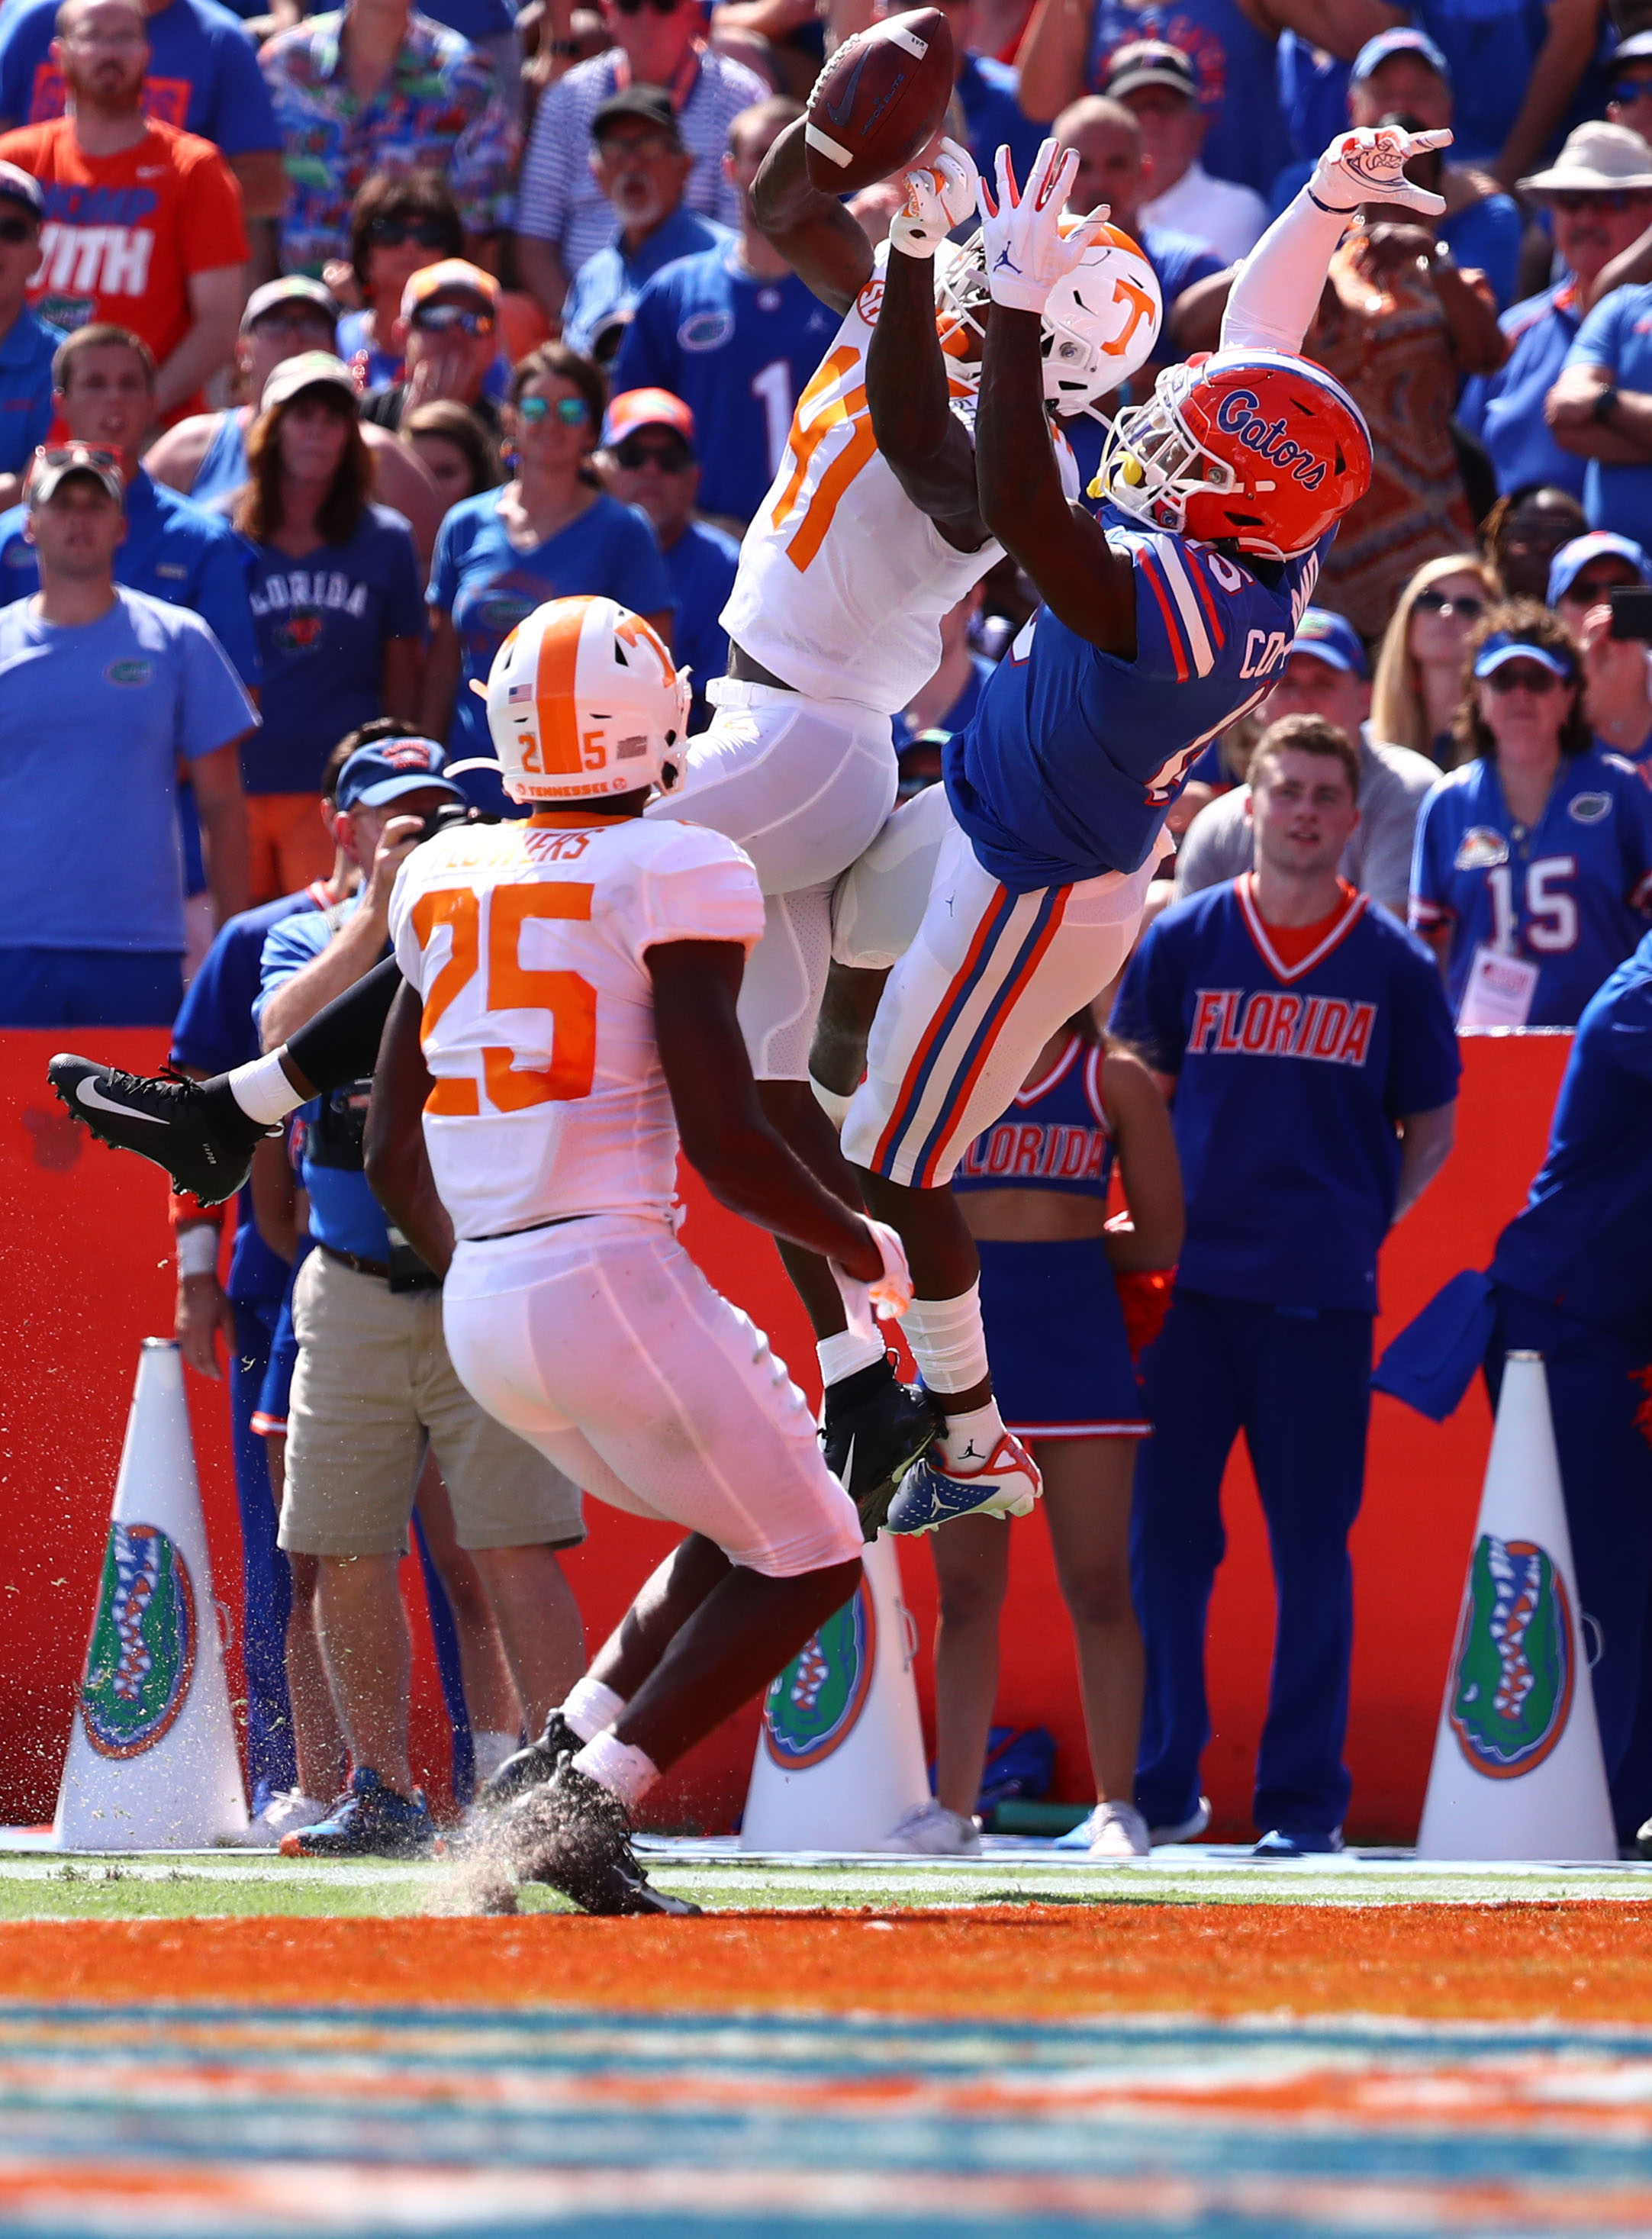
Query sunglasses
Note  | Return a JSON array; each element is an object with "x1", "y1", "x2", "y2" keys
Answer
[
  {"x1": 517, "y1": 394, "x2": 589, "y2": 426},
  {"x1": 613, "y1": 436, "x2": 692, "y2": 471},
  {"x1": 1609, "y1": 76, "x2": 1652, "y2": 101},
  {"x1": 0, "y1": 213, "x2": 35, "y2": 243},
  {"x1": 40, "y1": 443, "x2": 119, "y2": 469},
  {"x1": 369, "y1": 218, "x2": 453, "y2": 248},
  {"x1": 1548, "y1": 189, "x2": 1641, "y2": 212},
  {"x1": 1483, "y1": 662, "x2": 1565, "y2": 694},
  {"x1": 1413, "y1": 588, "x2": 1485, "y2": 617},
  {"x1": 613, "y1": 0, "x2": 684, "y2": 14},
  {"x1": 413, "y1": 304, "x2": 494, "y2": 337}
]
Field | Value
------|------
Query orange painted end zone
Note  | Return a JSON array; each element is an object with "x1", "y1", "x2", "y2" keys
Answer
[{"x1": 3, "y1": 1906, "x2": 1650, "y2": 2025}]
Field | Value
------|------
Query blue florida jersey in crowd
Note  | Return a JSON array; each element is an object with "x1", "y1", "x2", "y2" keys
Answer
[
  {"x1": 1113, "y1": 878, "x2": 1460, "y2": 1313},
  {"x1": 952, "y1": 1030, "x2": 1117, "y2": 1199},
  {"x1": 945, "y1": 511, "x2": 1333, "y2": 894},
  {"x1": 1409, "y1": 749, "x2": 1652, "y2": 1026},
  {"x1": 1490, "y1": 929, "x2": 1652, "y2": 1346}
]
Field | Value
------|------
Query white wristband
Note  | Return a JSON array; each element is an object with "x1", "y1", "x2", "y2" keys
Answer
[{"x1": 176, "y1": 1226, "x2": 221, "y2": 1280}]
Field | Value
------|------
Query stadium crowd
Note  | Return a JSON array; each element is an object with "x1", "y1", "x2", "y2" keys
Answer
[{"x1": 11, "y1": 0, "x2": 1652, "y2": 1865}]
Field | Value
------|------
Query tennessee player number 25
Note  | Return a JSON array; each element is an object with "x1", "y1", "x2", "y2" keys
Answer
[{"x1": 410, "y1": 883, "x2": 597, "y2": 1116}]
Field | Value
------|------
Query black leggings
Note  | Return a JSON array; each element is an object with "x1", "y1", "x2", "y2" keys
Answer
[{"x1": 287, "y1": 955, "x2": 404, "y2": 1094}]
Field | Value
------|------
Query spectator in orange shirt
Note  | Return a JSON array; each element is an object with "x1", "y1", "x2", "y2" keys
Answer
[{"x1": 0, "y1": 0, "x2": 247, "y2": 417}]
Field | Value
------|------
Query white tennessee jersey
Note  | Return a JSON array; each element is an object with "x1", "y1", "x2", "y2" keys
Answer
[
  {"x1": 720, "y1": 244, "x2": 1015, "y2": 715},
  {"x1": 389, "y1": 814, "x2": 765, "y2": 1241}
]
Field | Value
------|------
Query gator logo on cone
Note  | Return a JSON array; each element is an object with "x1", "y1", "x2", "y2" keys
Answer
[
  {"x1": 762, "y1": 1580, "x2": 877, "y2": 1770},
  {"x1": 1448, "y1": 1533, "x2": 1574, "y2": 1779},
  {"x1": 79, "y1": 1522, "x2": 197, "y2": 1760}
]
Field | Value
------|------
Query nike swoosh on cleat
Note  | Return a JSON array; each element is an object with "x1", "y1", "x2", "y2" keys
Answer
[{"x1": 76, "y1": 1078, "x2": 166, "y2": 1125}]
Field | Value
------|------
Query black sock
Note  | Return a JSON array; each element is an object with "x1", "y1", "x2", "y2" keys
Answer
[
  {"x1": 823, "y1": 1355, "x2": 895, "y2": 1413},
  {"x1": 199, "y1": 1075, "x2": 271, "y2": 1152}
]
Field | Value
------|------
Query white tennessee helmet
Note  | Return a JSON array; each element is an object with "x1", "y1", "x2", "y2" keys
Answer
[
  {"x1": 935, "y1": 220, "x2": 1162, "y2": 417},
  {"x1": 483, "y1": 594, "x2": 691, "y2": 805}
]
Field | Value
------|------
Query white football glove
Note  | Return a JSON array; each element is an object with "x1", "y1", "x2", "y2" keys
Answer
[
  {"x1": 889, "y1": 137, "x2": 980, "y2": 260},
  {"x1": 1310, "y1": 124, "x2": 1451, "y2": 218},
  {"x1": 977, "y1": 138, "x2": 1109, "y2": 314},
  {"x1": 828, "y1": 1216, "x2": 913, "y2": 1354}
]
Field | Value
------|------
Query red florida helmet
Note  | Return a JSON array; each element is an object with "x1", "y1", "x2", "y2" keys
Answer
[{"x1": 1093, "y1": 348, "x2": 1372, "y2": 560}]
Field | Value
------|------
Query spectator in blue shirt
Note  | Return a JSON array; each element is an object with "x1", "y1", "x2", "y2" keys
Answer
[
  {"x1": 0, "y1": 0, "x2": 285, "y2": 226},
  {"x1": 0, "y1": 324, "x2": 259, "y2": 685},
  {"x1": 1548, "y1": 529, "x2": 1652, "y2": 768},
  {"x1": 0, "y1": 443, "x2": 254, "y2": 1025},
  {"x1": 601, "y1": 385, "x2": 736, "y2": 733},
  {"x1": 334, "y1": 169, "x2": 465, "y2": 396},
  {"x1": 560, "y1": 86, "x2": 733, "y2": 361},
  {"x1": 611, "y1": 95, "x2": 839, "y2": 525},
  {"x1": 0, "y1": 163, "x2": 56, "y2": 511},
  {"x1": 935, "y1": 0, "x2": 1044, "y2": 185},
  {"x1": 1545, "y1": 130, "x2": 1652, "y2": 552},
  {"x1": 421, "y1": 343, "x2": 674, "y2": 813},
  {"x1": 1408, "y1": 0, "x2": 1601, "y2": 188}
]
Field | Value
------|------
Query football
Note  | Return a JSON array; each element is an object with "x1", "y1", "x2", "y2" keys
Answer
[{"x1": 803, "y1": 8, "x2": 956, "y2": 195}]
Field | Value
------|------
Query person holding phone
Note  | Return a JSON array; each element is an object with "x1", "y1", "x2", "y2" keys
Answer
[
  {"x1": 1548, "y1": 531, "x2": 1652, "y2": 772},
  {"x1": 1410, "y1": 601, "x2": 1652, "y2": 1028}
]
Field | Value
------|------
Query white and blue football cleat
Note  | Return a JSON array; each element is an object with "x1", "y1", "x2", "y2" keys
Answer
[{"x1": 885, "y1": 1429, "x2": 1042, "y2": 1535}]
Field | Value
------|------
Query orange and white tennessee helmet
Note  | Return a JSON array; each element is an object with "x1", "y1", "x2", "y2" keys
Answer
[
  {"x1": 483, "y1": 594, "x2": 691, "y2": 804},
  {"x1": 934, "y1": 220, "x2": 1162, "y2": 416}
]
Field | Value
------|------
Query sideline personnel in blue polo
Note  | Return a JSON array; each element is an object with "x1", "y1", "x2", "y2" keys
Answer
[{"x1": 1113, "y1": 715, "x2": 1459, "y2": 1857}]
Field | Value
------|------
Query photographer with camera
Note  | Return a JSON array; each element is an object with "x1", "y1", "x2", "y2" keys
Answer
[
  {"x1": 255, "y1": 732, "x2": 586, "y2": 1859},
  {"x1": 1547, "y1": 532, "x2": 1652, "y2": 771}
]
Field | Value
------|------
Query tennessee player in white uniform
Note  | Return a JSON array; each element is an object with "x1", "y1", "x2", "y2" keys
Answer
[{"x1": 369, "y1": 594, "x2": 912, "y2": 1917}]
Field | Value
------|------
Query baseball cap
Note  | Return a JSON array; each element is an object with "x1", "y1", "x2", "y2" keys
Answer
[
  {"x1": 591, "y1": 85, "x2": 681, "y2": 142},
  {"x1": 241, "y1": 275, "x2": 337, "y2": 337},
  {"x1": 1351, "y1": 27, "x2": 1451, "y2": 84},
  {"x1": 1547, "y1": 530, "x2": 1652, "y2": 606},
  {"x1": 1472, "y1": 631, "x2": 1578, "y2": 682},
  {"x1": 335, "y1": 736, "x2": 462, "y2": 813},
  {"x1": 605, "y1": 387, "x2": 696, "y2": 447},
  {"x1": 0, "y1": 160, "x2": 43, "y2": 220},
  {"x1": 24, "y1": 443, "x2": 123, "y2": 508},
  {"x1": 401, "y1": 257, "x2": 501, "y2": 321},
  {"x1": 1521, "y1": 120, "x2": 1652, "y2": 195},
  {"x1": 259, "y1": 350, "x2": 358, "y2": 417},
  {"x1": 1102, "y1": 38, "x2": 1197, "y2": 101},
  {"x1": 1612, "y1": 29, "x2": 1652, "y2": 69},
  {"x1": 1286, "y1": 607, "x2": 1368, "y2": 678}
]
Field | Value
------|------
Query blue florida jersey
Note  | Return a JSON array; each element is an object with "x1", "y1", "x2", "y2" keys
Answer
[
  {"x1": 1490, "y1": 929, "x2": 1652, "y2": 1345},
  {"x1": 1409, "y1": 749, "x2": 1652, "y2": 1027},
  {"x1": 1112, "y1": 878, "x2": 1460, "y2": 1313},
  {"x1": 945, "y1": 511, "x2": 1333, "y2": 894},
  {"x1": 953, "y1": 1029, "x2": 1117, "y2": 1200}
]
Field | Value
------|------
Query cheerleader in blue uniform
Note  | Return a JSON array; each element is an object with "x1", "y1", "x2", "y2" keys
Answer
[{"x1": 888, "y1": 1010, "x2": 1183, "y2": 1858}]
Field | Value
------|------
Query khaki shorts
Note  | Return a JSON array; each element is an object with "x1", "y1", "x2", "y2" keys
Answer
[{"x1": 280, "y1": 1249, "x2": 585, "y2": 1559}]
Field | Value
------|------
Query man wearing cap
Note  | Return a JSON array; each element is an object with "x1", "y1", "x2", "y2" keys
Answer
[
  {"x1": 560, "y1": 89, "x2": 733, "y2": 362},
  {"x1": 1115, "y1": 711, "x2": 1460, "y2": 1859},
  {"x1": 359, "y1": 259, "x2": 504, "y2": 438},
  {"x1": 254, "y1": 732, "x2": 586, "y2": 1861},
  {"x1": 612, "y1": 96, "x2": 837, "y2": 527},
  {"x1": 515, "y1": 0, "x2": 763, "y2": 322},
  {"x1": 0, "y1": 161, "x2": 58, "y2": 510},
  {"x1": 1460, "y1": 124, "x2": 1652, "y2": 499},
  {"x1": 1546, "y1": 127, "x2": 1652, "y2": 550},
  {"x1": 1104, "y1": 40, "x2": 1265, "y2": 267},
  {"x1": 0, "y1": 0, "x2": 248, "y2": 416},
  {"x1": 0, "y1": 323, "x2": 257, "y2": 688},
  {"x1": 601, "y1": 386, "x2": 736, "y2": 730},
  {"x1": 1609, "y1": 30, "x2": 1652, "y2": 148},
  {"x1": 0, "y1": 441, "x2": 253, "y2": 1023},
  {"x1": 1548, "y1": 528, "x2": 1652, "y2": 768},
  {"x1": 1174, "y1": 610, "x2": 1438, "y2": 923},
  {"x1": 259, "y1": 0, "x2": 514, "y2": 281}
]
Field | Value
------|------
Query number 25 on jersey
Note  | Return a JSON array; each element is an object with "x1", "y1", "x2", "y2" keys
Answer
[{"x1": 411, "y1": 884, "x2": 596, "y2": 1116}]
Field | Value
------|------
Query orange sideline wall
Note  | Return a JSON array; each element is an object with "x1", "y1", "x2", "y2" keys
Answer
[{"x1": 0, "y1": 1027, "x2": 1570, "y2": 1841}]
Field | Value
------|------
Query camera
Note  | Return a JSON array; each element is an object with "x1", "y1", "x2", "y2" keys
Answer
[{"x1": 414, "y1": 801, "x2": 500, "y2": 847}]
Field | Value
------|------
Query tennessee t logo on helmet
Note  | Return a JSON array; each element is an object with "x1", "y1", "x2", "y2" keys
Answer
[{"x1": 477, "y1": 595, "x2": 692, "y2": 806}]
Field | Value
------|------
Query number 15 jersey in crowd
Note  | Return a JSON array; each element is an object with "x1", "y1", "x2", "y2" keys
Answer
[{"x1": 389, "y1": 813, "x2": 763, "y2": 1239}]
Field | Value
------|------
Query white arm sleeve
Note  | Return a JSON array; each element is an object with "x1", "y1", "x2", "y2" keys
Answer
[{"x1": 1219, "y1": 188, "x2": 1351, "y2": 359}]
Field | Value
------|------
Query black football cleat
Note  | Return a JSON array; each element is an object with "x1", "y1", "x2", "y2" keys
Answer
[
  {"x1": 500, "y1": 1760, "x2": 701, "y2": 1917},
  {"x1": 474, "y1": 1712, "x2": 581, "y2": 1812},
  {"x1": 822, "y1": 1357, "x2": 942, "y2": 1540},
  {"x1": 48, "y1": 1054, "x2": 269, "y2": 1205}
]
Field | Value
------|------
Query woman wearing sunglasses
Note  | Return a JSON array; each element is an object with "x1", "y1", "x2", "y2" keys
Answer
[
  {"x1": 421, "y1": 343, "x2": 673, "y2": 814},
  {"x1": 1370, "y1": 552, "x2": 1500, "y2": 765},
  {"x1": 1409, "y1": 601, "x2": 1652, "y2": 1027},
  {"x1": 333, "y1": 176, "x2": 465, "y2": 394}
]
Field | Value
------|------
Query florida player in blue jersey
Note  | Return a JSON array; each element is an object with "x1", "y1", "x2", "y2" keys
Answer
[
  {"x1": 1409, "y1": 602, "x2": 1652, "y2": 1028},
  {"x1": 831, "y1": 121, "x2": 1452, "y2": 1535},
  {"x1": 1115, "y1": 717, "x2": 1459, "y2": 1854}
]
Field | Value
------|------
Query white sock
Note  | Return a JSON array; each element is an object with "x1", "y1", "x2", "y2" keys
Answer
[
  {"x1": 938, "y1": 1400, "x2": 1006, "y2": 1473},
  {"x1": 560, "y1": 1674, "x2": 626, "y2": 1744},
  {"x1": 470, "y1": 1728, "x2": 519, "y2": 1785},
  {"x1": 810, "y1": 1074, "x2": 852, "y2": 1128},
  {"x1": 573, "y1": 1728, "x2": 659, "y2": 1809},
  {"x1": 227, "y1": 1051, "x2": 304, "y2": 1126},
  {"x1": 817, "y1": 1329, "x2": 886, "y2": 1386},
  {"x1": 902, "y1": 1285, "x2": 990, "y2": 1396}
]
